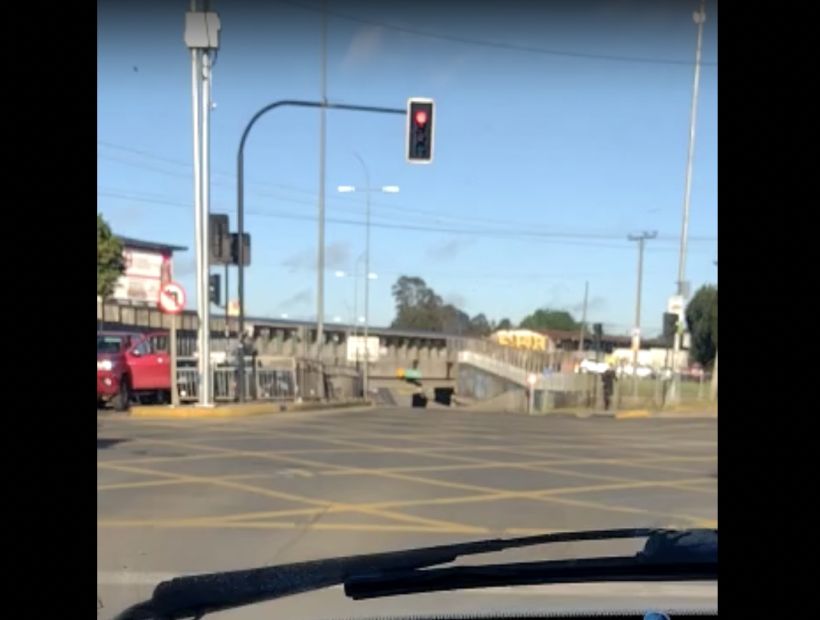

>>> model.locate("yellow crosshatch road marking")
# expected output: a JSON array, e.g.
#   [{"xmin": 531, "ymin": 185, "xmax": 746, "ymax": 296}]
[
  {"xmin": 96, "ymin": 519, "xmax": 488, "ymax": 535},
  {"xmin": 99, "ymin": 417, "xmax": 716, "ymax": 534},
  {"xmin": 106, "ymin": 438, "xmax": 714, "ymax": 528},
  {"xmin": 97, "ymin": 472, "xmax": 275, "ymax": 491},
  {"xmin": 97, "ymin": 461, "xmax": 486, "ymax": 534},
  {"xmin": 124, "ymin": 428, "xmax": 715, "ymax": 475},
  {"xmin": 147, "ymin": 435, "xmax": 715, "ymax": 500}
]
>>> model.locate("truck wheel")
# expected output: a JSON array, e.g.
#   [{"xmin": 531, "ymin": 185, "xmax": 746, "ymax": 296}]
[{"xmin": 113, "ymin": 377, "xmax": 130, "ymax": 411}]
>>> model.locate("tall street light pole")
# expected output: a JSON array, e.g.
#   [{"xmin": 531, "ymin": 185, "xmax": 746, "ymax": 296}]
[
  {"xmin": 628, "ymin": 231, "xmax": 657, "ymax": 397},
  {"xmin": 316, "ymin": 0, "xmax": 328, "ymax": 366},
  {"xmin": 670, "ymin": 0, "xmax": 707, "ymax": 405},
  {"xmin": 338, "ymin": 171, "xmax": 398, "ymax": 398},
  {"xmin": 184, "ymin": 2, "xmax": 219, "ymax": 406}
]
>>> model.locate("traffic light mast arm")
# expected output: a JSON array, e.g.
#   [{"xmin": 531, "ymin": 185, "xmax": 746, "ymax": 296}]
[{"xmin": 235, "ymin": 99, "xmax": 406, "ymax": 401}]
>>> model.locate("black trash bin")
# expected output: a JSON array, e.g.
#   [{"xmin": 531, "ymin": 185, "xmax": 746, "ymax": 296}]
[
  {"xmin": 433, "ymin": 387, "xmax": 454, "ymax": 406},
  {"xmin": 411, "ymin": 392, "xmax": 428, "ymax": 408}
]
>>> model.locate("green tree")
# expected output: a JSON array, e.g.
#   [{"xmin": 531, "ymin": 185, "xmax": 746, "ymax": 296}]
[
  {"xmin": 390, "ymin": 276, "xmax": 495, "ymax": 335},
  {"xmin": 685, "ymin": 285, "xmax": 717, "ymax": 367},
  {"xmin": 97, "ymin": 214, "xmax": 125, "ymax": 300},
  {"xmin": 468, "ymin": 313, "xmax": 492, "ymax": 336},
  {"xmin": 496, "ymin": 318, "xmax": 513, "ymax": 330},
  {"xmin": 391, "ymin": 276, "xmax": 445, "ymax": 331},
  {"xmin": 519, "ymin": 308, "xmax": 580, "ymax": 331}
]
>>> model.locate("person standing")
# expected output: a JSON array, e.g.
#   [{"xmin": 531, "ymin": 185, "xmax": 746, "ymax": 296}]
[{"xmin": 601, "ymin": 366, "xmax": 617, "ymax": 411}]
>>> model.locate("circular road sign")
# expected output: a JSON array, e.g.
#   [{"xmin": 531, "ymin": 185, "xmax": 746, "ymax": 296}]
[{"xmin": 158, "ymin": 281, "xmax": 186, "ymax": 314}]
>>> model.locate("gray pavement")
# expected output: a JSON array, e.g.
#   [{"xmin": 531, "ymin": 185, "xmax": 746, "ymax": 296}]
[{"xmin": 97, "ymin": 406, "xmax": 717, "ymax": 619}]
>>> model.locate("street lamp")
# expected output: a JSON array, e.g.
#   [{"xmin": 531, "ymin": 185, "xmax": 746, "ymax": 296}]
[
  {"xmin": 334, "ymin": 257, "xmax": 378, "ymax": 350},
  {"xmin": 336, "ymin": 153, "xmax": 399, "ymax": 397}
]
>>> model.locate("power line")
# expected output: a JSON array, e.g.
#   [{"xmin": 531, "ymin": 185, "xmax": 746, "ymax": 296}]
[
  {"xmin": 98, "ymin": 188, "xmax": 714, "ymax": 254},
  {"xmin": 98, "ymin": 145, "xmax": 717, "ymax": 244},
  {"xmin": 276, "ymin": 0, "xmax": 717, "ymax": 67}
]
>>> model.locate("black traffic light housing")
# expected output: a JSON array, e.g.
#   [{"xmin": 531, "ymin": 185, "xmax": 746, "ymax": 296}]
[
  {"xmin": 231, "ymin": 233, "xmax": 251, "ymax": 266},
  {"xmin": 209, "ymin": 274, "xmax": 221, "ymax": 306},
  {"xmin": 407, "ymin": 98, "xmax": 434, "ymax": 163},
  {"xmin": 209, "ymin": 214, "xmax": 231, "ymax": 264},
  {"xmin": 663, "ymin": 312, "xmax": 679, "ymax": 346}
]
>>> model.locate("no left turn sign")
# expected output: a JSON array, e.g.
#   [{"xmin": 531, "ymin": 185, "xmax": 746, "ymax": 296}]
[{"xmin": 158, "ymin": 281, "xmax": 186, "ymax": 314}]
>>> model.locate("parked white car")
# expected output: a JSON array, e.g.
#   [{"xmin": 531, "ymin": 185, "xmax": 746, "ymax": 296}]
[
  {"xmin": 616, "ymin": 364, "xmax": 654, "ymax": 379},
  {"xmin": 578, "ymin": 359, "xmax": 609, "ymax": 374}
]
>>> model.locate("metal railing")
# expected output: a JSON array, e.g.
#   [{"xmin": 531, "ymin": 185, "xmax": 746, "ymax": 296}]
[
  {"xmin": 449, "ymin": 337, "xmax": 559, "ymax": 374},
  {"xmin": 174, "ymin": 357, "xmax": 361, "ymax": 403}
]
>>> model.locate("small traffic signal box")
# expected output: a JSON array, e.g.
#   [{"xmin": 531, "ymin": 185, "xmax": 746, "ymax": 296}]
[{"xmin": 407, "ymin": 98, "xmax": 434, "ymax": 163}]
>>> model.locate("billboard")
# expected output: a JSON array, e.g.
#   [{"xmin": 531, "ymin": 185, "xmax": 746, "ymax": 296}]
[{"xmin": 110, "ymin": 248, "xmax": 173, "ymax": 305}]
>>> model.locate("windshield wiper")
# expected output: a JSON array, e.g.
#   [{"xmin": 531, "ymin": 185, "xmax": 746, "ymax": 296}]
[{"xmin": 113, "ymin": 528, "xmax": 716, "ymax": 620}]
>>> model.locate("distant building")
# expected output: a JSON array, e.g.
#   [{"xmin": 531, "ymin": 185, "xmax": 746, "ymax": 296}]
[{"xmin": 107, "ymin": 236, "xmax": 188, "ymax": 306}]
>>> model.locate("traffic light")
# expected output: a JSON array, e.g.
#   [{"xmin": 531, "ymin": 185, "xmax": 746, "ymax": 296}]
[
  {"xmin": 407, "ymin": 98, "xmax": 434, "ymax": 163},
  {"xmin": 209, "ymin": 274, "xmax": 221, "ymax": 306},
  {"xmin": 593, "ymin": 323, "xmax": 603, "ymax": 339},
  {"xmin": 209, "ymin": 214, "xmax": 231, "ymax": 264},
  {"xmin": 230, "ymin": 232, "xmax": 251, "ymax": 266},
  {"xmin": 663, "ymin": 312, "xmax": 678, "ymax": 345}
]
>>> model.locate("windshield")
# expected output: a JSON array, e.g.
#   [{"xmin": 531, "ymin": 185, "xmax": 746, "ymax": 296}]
[
  {"xmin": 97, "ymin": 1, "xmax": 717, "ymax": 619},
  {"xmin": 97, "ymin": 335, "xmax": 125, "ymax": 354}
]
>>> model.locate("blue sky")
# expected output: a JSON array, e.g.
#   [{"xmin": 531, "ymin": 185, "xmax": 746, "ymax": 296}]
[{"xmin": 97, "ymin": 0, "xmax": 717, "ymax": 336}]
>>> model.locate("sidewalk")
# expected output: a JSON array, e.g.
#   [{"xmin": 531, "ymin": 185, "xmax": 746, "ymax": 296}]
[{"xmin": 544, "ymin": 404, "xmax": 717, "ymax": 420}]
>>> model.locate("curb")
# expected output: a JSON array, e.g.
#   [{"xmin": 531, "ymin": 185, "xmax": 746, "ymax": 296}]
[
  {"xmin": 614, "ymin": 409, "xmax": 652, "ymax": 420},
  {"xmin": 127, "ymin": 399, "xmax": 372, "ymax": 419}
]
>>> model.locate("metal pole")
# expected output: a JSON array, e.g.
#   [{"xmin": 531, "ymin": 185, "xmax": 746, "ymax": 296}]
[
  {"xmin": 189, "ymin": 40, "xmax": 204, "ymax": 406},
  {"xmin": 200, "ymin": 49, "xmax": 213, "ymax": 406},
  {"xmin": 170, "ymin": 315, "xmax": 179, "ymax": 407},
  {"xmin": 671, "ymin": 0, "xmax": 706, "ymax": 404},
  {"xmin": 353, "ymin": 261, "xmax": 359, "ymax": 367},
  {"xmin": 629, "ymin": 231, "xmax": 656, "ymax": 397},
  {"xmin": 352, "ymin": 153, "xmax": 371, "ymax": 398},
  {"xmin": 235, "ymin": 99, "xmax": 404, "ymax": 400},
  {"xmin": 578, "ymin": 281, "xmax": 588, "ymax": 356},
  {"xmin": 710, "ymin": 259, "xmax": 717, "ymax": 403},
  {"xmin": 633, "ymin": 237, "xmax": 644, "ymax": 398},
  {"xmin": 224, "ymin": 263, "xmax": 229, "ymax": 338},
  {"xmin": 315, "ymin": 0, "xmax": 328, "ymax": 365},
  {"xmin": 677, "ymin": 0, "xmax": 706, "ymax": 296},
  {"xmin": 237, "ymin": 142, "xmax": 245, "ymax": 401}
]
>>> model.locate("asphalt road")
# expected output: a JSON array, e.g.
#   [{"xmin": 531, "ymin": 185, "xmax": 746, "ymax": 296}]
[{"xmin": 97, "ymin": 406, "xmax": 717, "ymax": 619}]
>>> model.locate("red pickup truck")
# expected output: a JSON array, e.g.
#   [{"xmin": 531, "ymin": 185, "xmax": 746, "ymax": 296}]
[{"xmin": 97, "ymin": 331, "xmax": 172, "ymax": 410}]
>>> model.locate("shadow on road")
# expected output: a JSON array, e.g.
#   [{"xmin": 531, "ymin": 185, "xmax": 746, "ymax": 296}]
[{"xmin": 97, "ymin": 438, "xmax": 129, "ymax": 450}]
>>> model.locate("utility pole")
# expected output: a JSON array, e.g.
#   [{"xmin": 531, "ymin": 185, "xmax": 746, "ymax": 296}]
[
  {"xmin": 578, "ymin": 281, "xmax": 588, "ymax": 358},
  {"xmin": 315, "ymin": 0, "xmax": 328, "ymax": 366},
  {"xmin": 628, "ymin": 231, "xmax": 657, "ymax": 397},
  {"xmin": 670, "ymin": 0, "xmax": 706, "ymax": 405}
]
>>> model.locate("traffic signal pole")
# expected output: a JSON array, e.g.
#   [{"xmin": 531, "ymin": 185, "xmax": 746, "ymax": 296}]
[{"xmin": 236, "ymin": 100, "xmax": 406, "ymax": 401}]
